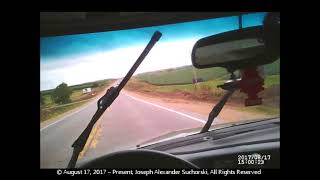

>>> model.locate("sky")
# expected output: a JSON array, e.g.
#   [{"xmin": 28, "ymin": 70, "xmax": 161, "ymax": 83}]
[{"xmin": 40, "ymin": 12, "xmax": 266, "ymax": 91}]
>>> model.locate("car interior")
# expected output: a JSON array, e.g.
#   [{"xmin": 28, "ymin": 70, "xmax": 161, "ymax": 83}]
[{"xmin": 40, "ymin": 12, "xmax": 280, "ymax": 169}]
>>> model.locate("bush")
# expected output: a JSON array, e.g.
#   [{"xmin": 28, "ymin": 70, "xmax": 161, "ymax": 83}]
[
  {"xmin": 40, "ymin": 94, "xmax": 45, "ymax": 105},
  {"xmin": 213, "ymin": 89, "xmax": 224, "ymax": 97},
  {"xmin": 51, "ymin": 83, "xmax": 72, "ymax": 104},
  {"xmin": 199, "ymin": 84, "xmax": 212, "ymax": 92},
  {"xmin": 92, "ymin": 82, "xmax": 99, "ymax": 88}
]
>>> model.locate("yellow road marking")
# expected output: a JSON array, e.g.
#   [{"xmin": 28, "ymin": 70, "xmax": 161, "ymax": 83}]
[{"xmin": 78, "ymin": 114, "xmax": 103, "ymax": 159}]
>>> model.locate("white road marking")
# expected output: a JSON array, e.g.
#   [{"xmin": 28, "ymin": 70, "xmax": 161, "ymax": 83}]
[
  {"xmin": 40, "ymin": 101, "xmax": 97, "ymax": 132},
  {"xmin": 40, "ymin": 85, "xmax": 114, "ymax": 132},
  {"xmin": 40, "ymin": 90, "xmax": 207, "ymax": 132},
  {"xmin": 123, "ymin": 93, "xmax": 206, "ymax": 124}
]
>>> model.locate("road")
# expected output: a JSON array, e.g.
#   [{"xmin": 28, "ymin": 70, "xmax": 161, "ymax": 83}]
[{"xmin": 40, "ymin": 90, "xmax": 208, "ymax": 168}]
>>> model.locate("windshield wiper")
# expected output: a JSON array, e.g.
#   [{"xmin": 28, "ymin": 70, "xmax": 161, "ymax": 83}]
[
  {"xmin": 200, "ymin": 74, "xmax": 239, "ymax": 133},
  {"xmin": 67, "ymin": 31, "xmax": 162, "ymax": 168}
]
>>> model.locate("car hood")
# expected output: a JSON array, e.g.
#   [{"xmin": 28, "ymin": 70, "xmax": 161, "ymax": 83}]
[{"xmin": 136, "ymin": 117, "xmax": 278, "ymax": 148}]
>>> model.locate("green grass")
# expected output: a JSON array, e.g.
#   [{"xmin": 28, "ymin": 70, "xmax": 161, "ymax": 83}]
[
  {"xmin": 41, "ymin": 79, "xmax": 113, "ymax": 106},
  {"xmin": 136, "ymin": 66, "xmax": 229, "ymax": 85},
  {"xmin": 155, "ymin": 79, "xmax": 225, "ymax": 93},
  {"xmin": 264, "ymin": 75, "xmax": 280, "ymax": 88},
  {"xmin": 43, "ymin": 94, "xmax": 54, "ymax": 105},
  {"xmin": 154, "ymin": 75, "xmax": 279, "ymax": 93},
  {"xmin": 132, "ymin": 74, "xmax": 279, "ymax": 101},
  {"xmin": 40, "ymin": 101, "xmax": 87, "ymax": 122},
  {"xmin": 156, "ymin": 84, "xmax": 197, "ymax": 93},
  {"xmin": 41, "ymin": 89, "xmax": 87, "ymax": 108},
  {"xmin": 153, "ymin": 78, "xmax": 280, "ymax": 117},
  {"xmin": 40, "ymin": 79, "xmax": 113, "ymax": 123},
  {"xmin": 128, "ymin": 60, "xmax": 280, "ymax": 117},
  {"xmin": 41, "ymin": 79, "xmax": 113, "ymax": 95},
  {"xmin": 69, "ymin": 79, "xmax": 113, "ymax": 91},
  {"xmin": 134, "ymin": 59, "xmax": 280, "ymax": 101},
  {"xmin": 70, "ymin": 90, "xmax": 84, "ymax": 101},
  {"xmin": 135, "ymin": 59, "xmax": 280, "ymax": 85}
]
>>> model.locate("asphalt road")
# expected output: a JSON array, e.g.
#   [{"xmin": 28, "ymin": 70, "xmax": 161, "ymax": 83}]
[{"xmin": 40, "ymin": 90, "xmax": 208, "ymax": 168}]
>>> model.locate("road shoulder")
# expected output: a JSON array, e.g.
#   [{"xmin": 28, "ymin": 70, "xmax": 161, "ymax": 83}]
[
  {"xmin": 122, "ymin": 90, "xmax": 271, "ymax": 125},
  {"xmin": 40, "ymin": 84, "xmax": 112, "ymax": 130}
]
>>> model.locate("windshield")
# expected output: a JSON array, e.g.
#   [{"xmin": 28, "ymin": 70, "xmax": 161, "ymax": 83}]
[{"xmin": 40, "ymin": 12, "xmax": 279, "ymax": 168}]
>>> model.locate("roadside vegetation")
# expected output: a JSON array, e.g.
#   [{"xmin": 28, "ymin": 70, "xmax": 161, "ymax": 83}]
[
  {"xmin": 136, "ymin": 59, "xmax": 279, "ymax": 85},
  {"xmin": 136, "ymin": 66, "xmax": 229, "ymax": 85},
  {"xmin": 126, "ymin": 60, "xmax": 280, "ymax": 116},
  {"xmin": 40, "ymin": 79, "xmax": 113, "ymax": 122}
]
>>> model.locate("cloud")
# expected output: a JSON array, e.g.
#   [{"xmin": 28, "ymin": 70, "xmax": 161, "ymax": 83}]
[{"xmin": 40, "ymin": 38, "xmax": 199, "ymax": 90}]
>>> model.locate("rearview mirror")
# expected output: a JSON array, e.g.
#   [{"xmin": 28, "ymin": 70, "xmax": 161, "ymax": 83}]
[{"xmin": 191, "ymin": 26, "xmax": 279, "ymax": 72}]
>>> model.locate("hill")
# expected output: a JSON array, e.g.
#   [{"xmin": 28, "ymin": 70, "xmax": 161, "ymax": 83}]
[{"xmin": 136, "ymin": 59, "xmax": 280, "ymax": 85}]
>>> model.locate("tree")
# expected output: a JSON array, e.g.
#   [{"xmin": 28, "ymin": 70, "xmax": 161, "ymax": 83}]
[
  {"xmin": 51, "ymin": 82, "xmax": 72, "ymax": 104},
  {"xmin": 92, "ymin": 82, "xmax": 99, "ymax": 88}
]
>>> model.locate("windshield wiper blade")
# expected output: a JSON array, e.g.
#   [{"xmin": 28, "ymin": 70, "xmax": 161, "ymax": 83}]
[
  {"xmin": 67, "ymin": 31, "xmax": 162, "ymax": 168},
  {"xmin": 200, "ymin": 76, "xmax": 239, "ymax": 133}
]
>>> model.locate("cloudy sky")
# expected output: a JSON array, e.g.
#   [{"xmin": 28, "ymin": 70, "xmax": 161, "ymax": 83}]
[{"xmin": 40, "ymin": 12, "xmax": 266, "ymax": 90}]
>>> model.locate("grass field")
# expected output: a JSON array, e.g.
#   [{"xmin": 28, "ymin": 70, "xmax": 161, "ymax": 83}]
[
  {"xmin": 131, "ymin": 59, "xmax": 280, "ymax": 117},
  {"xmin": 126, "ymin": 75, "xmax": 279, "ymax": 97},
  {"xmin": 40, "ymin": 101, "xmax": 88, "ymax": 123},
  {"xmin": 136, "ymin": 66, "xmax": 228, "ymax": 85},
  {"xmin": 264, "ymin": 75, "xmax": 280, "ymax": 88},
  {"xmin": 70, "ymin": 90, "xmax": 84, "ymax": 101},
  {"xmin": 136, "ymin": 59, "xmax": 280, "ymax": 85},
  {"xmin": 155, "ymin": 79, "xmax": 224, "ymax": 93},
  {"xmin": 41, "ymin": 89, "xmax": 94, "ymax": 108},
  {"xmin": 126, "ymin": 71, "xmax": 280, "ymax": 117},
  {"xmin": 41, "ymin": 79, "xmax": 114, "ymax": 96},
  {"xmin": 152, "ymin": 75, "xmax": 279, "ymax": 94}
]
